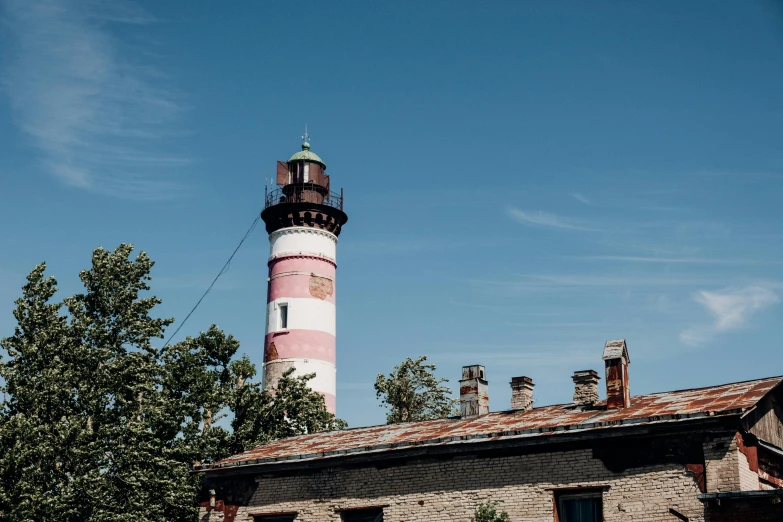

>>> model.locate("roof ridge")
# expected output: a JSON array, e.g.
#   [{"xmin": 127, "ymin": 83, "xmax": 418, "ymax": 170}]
[
  {"xmin": 210, "ymin": 375, "xmax": 783, "ymax": 468},
  {"xmin": 637, "ymin": 374, "xmax": 783, "ymax": 397},
  {"xmin": 511, "ymin": 375, "xmax": 783, "ymax": 413},
  {"xmin": 252, "ymin": 375, "xmax": 783, "ymax": 438}
]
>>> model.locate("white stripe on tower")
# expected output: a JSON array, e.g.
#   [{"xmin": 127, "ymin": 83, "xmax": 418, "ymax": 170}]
[
  {"xmin": 269, "ymin": 227, "xmax": 337, "ymax": 261},
  {"xmin": 263, "ymin": 227, "xmax": 339, "ymax": 413},
  {"xmin": 266, "ymin": 298, "xmax": 336, "ymax": 336}
]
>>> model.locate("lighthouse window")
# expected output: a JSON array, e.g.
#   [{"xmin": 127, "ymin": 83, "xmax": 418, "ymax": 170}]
[
  {"xmin": 292, "ymin": 162, "xmax": 301, "ymax": 183},
  {"xmin": 279, "ymin": 303, "xmax": 288, "ymax": 329}
]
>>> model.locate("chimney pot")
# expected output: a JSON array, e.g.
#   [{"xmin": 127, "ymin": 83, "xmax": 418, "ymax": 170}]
[
  {"xmin": 572, "ymin": 370, "xmax": 600, "ymax": 406},
  {"xmin": 510, "ymin": 376, "xmax": 534, "ymax": 412},
  {"xmin": 602, "ymin": 339, "xmax": 630, "ymax": 409},
  {"xmin": 460, "ymin": 365, "xmax": 488, "ymax": 418}
]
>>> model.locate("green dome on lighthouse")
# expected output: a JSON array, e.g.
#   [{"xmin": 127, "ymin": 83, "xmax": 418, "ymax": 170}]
[{"xmin": 288, "ymin": 140, "xmax": 326, "ymax": 167}]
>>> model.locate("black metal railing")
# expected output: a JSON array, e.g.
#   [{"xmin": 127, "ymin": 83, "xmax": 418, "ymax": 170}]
[{"xmin": 264, "ymin": 184, "xmax": 343, "ymax": 211}]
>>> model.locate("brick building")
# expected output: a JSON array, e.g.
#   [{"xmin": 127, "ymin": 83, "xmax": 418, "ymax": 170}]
[{"xmin": 198, "ymin": 340, "xmax": 783, "ymax": 521}]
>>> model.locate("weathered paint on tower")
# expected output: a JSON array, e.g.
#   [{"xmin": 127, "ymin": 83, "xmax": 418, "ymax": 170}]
[{"xmin": 260, "ymin": 135, "xmax": 348, "ymax": 414}]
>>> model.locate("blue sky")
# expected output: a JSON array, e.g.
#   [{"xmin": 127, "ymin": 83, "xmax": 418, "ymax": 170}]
[{"xmin": 1, "ymin": 1, "xmax": 782, "ymax": 427}]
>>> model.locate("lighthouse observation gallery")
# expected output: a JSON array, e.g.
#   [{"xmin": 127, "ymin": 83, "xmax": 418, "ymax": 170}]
[{"xmin": 260, "ymin": 136, "xmax": 348, "ymax": 414}]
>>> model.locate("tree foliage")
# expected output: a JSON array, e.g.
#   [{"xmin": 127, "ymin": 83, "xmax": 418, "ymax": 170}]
[
  {"xmin": 374, "ymin": 356, "xmax": 457, "ymax": 424},
  {"xmin": 473, "ymin": 501, "xmax": 511, "ymax": 522},
  {"xmin": 0, "ymin": 244, "xmax": 345, "ymax": 522}
]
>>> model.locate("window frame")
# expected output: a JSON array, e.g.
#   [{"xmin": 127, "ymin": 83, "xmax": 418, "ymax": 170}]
[
  {"xmin": 278, "ymin": 302, "xmax": 288, "ymax": 330},
  {"xmin": 338, "ymin": 506, "xmax": 385, "ymax": 522},
  {"xmin": 553, "ymin": 488, "xmax": 605, "ymax": 522},
  {"xmin": 252, "ymin": 514, "xmax": 297, "ymax": 522}
]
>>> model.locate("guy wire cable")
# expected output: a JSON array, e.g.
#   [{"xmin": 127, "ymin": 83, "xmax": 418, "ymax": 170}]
[{"xmin": 162, "ymin": 213, "xmax": 261, "ymax": 348}]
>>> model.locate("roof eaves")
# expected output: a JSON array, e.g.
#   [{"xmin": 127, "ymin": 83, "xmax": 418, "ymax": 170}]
[
  {"xmin": 758, "ymin": 438, "xmax": 783, "ymax": 457},
  {"xmin": 698, "ymin": 490, "xmax": 783, "ymax": 501},
  {"xmin": 202, "ymin": 408, "xmax": 743, "ymax": 472}
]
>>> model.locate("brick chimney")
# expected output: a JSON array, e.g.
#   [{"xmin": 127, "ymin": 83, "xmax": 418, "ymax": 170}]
[
  {"xmin": 572, "ymin": 370, "xmax": 600, "ymax": 406},
  {"xmin": 460, "ymin": 365, "xmax": 488, "ymax": 418},
  {"xmin": 510, "ymin": 376, "xmax": 534, "ymax": 412},
  {"xmin": 602, "ymin": 339, "xmax": 630, "ymax": 409}
]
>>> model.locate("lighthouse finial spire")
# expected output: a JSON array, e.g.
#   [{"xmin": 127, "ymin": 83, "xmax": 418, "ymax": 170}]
[{"xmin": 302, "ymin": 125, "xmax": 310, "ymax": 150}]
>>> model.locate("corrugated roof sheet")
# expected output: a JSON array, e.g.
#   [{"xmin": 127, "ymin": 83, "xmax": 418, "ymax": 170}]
[{"xmin": 208, "ymin": 376, "xmax": 781, "ymax": 470}]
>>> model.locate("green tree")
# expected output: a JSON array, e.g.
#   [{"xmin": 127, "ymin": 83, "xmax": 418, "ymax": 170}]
[
  {"xmin": 230, "ymin": 364, "xmax": 346, "ymax": 454},
  {"xmin": 374, "ymin": 356, "xmax": 457, "ymax": 424},
  {"xmin": 474, "ymin": 501, "xmax": 511, "ymax": 522},
  {"xmin": 0, "ymin": 264, "xmax": 86, "ymax": 521},
  {"xmin": 0, "ymin": 244, "xmax": 344, "ymax": 522}
]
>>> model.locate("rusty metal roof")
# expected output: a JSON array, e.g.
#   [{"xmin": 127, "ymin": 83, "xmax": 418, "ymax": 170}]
[{"xmin": 207, "ymin": 376, "xmax": 782, "ymax": 471}]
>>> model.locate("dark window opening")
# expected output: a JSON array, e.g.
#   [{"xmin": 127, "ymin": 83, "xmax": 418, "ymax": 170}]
[
  {"xmin": 341, "ymin": 507, "xmax": 384, "ymax": 522},
  {"xmin": 557, "ymin": 493, "xmax": 602, "ymax": 522},
  {"xmin": 254, "ymin": 516, "xmax": 296, "ymax": 522},
  {"xmin": 279, "ymin": 303, "xmax": 288, "ymax": 329},
  {"xmin": 292, "ymin": 161, "xmax": 303, "ymax": 184}
]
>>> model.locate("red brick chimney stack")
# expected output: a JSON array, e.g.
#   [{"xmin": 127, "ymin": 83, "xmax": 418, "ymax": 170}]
[{"xmin": 603, "ymin": 340, "xmax": 630, "ymax": 409}]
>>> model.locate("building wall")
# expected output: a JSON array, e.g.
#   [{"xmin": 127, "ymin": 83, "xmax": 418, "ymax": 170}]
[
  {"xmin": 703, "ymin": 434, "xmax": 759, "ymax": 493},
  {"xmin": 744, "ymin": 389, "xmax": 783, "ymax": 449},
  {"xmin": 738, "ymin": 450, "xmax": 761, "ymax": 491},
  {"xmin": 202, "ymin": 447, "xmax": 708, "ymax": 522}
]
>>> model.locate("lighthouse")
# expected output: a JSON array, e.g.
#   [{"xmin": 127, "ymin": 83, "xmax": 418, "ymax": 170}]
[{"xmin": 260, "ymin": 133, "xmax": 348, "ymax": 414}]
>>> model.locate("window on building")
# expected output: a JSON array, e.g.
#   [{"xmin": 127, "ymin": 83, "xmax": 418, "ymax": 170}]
[
  {"xmin": 279, "ymin": 303, "xmax": 288, "ymax": 329},
  {"xmin": 341, "ymin": 507, "xmax": 384, "ymax": 522},
  {"xmin": 254, "ymin": 516, "xmax": 296, "ymax": 522},
  {"xmin": 556, "ymin": 492, "xmax": 602, "ymax": 522}
]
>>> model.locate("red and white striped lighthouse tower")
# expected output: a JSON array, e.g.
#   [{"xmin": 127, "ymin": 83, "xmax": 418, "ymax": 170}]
[{"xmin": 260, "ymin": 133, "xmax": 348, "ymax": 414}]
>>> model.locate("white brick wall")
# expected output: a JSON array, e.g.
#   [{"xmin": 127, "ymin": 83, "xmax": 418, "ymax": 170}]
[
  {"xmin": 703, "ymin": 433, "xmax": 759, "ymax": 493},
  {"xmin": 738, "ymin": 448, "xmax": 761, "ymax": 491},
  {"xmin": 201, "ymin": 447, "xmax": 708, "ymax": 522}
]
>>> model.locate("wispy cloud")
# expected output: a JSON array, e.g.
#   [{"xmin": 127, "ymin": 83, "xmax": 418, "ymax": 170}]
[
  {"xmin": 343, "ymin": 238, "xmax": 501, "ymax": 255},
  {"xmin": 571, "ymin": 192, "xmax": 592, "ymax": 205},
  {"xmin": 429, "ymin": 348, "xmax": 597, "ymax": 367},
  {"xmin": 694, "ymin": 286, "xmax": 779, "ymax": 330},
  {"xmin": 693, "ymin": 170, "xmax": 783, "ymax": 181},
  {"xmin": 461, "ymin": 273, "xmax": 728, "ymax": 299},
  {"xmin": 447, "ymin": 300, "xmax": 563, "ymax": 317},
  {"xmin": 507, "ymin": 207, "xmax": 597, "ymax": 231},
  {"xmin": 503, "ymin": 322, "xmax": 600, "ymax": 328},
  {"xmin": 575, "ymin": 255, "xmax": 780, "ymax": 265},
  {"xmin": 680, "ymin": 286, "xmax": 780, "ymax": 346},
  {"xmin": 678, "ymin": 329, "xmax": 710, "ymax": 347},
  {"xmin": 1, "ymin": 0, "xmax": 191, "ymax": 199},
  {"xmin": 469, "ymin": 274, "xmax": 717, "ymax": 289}
]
